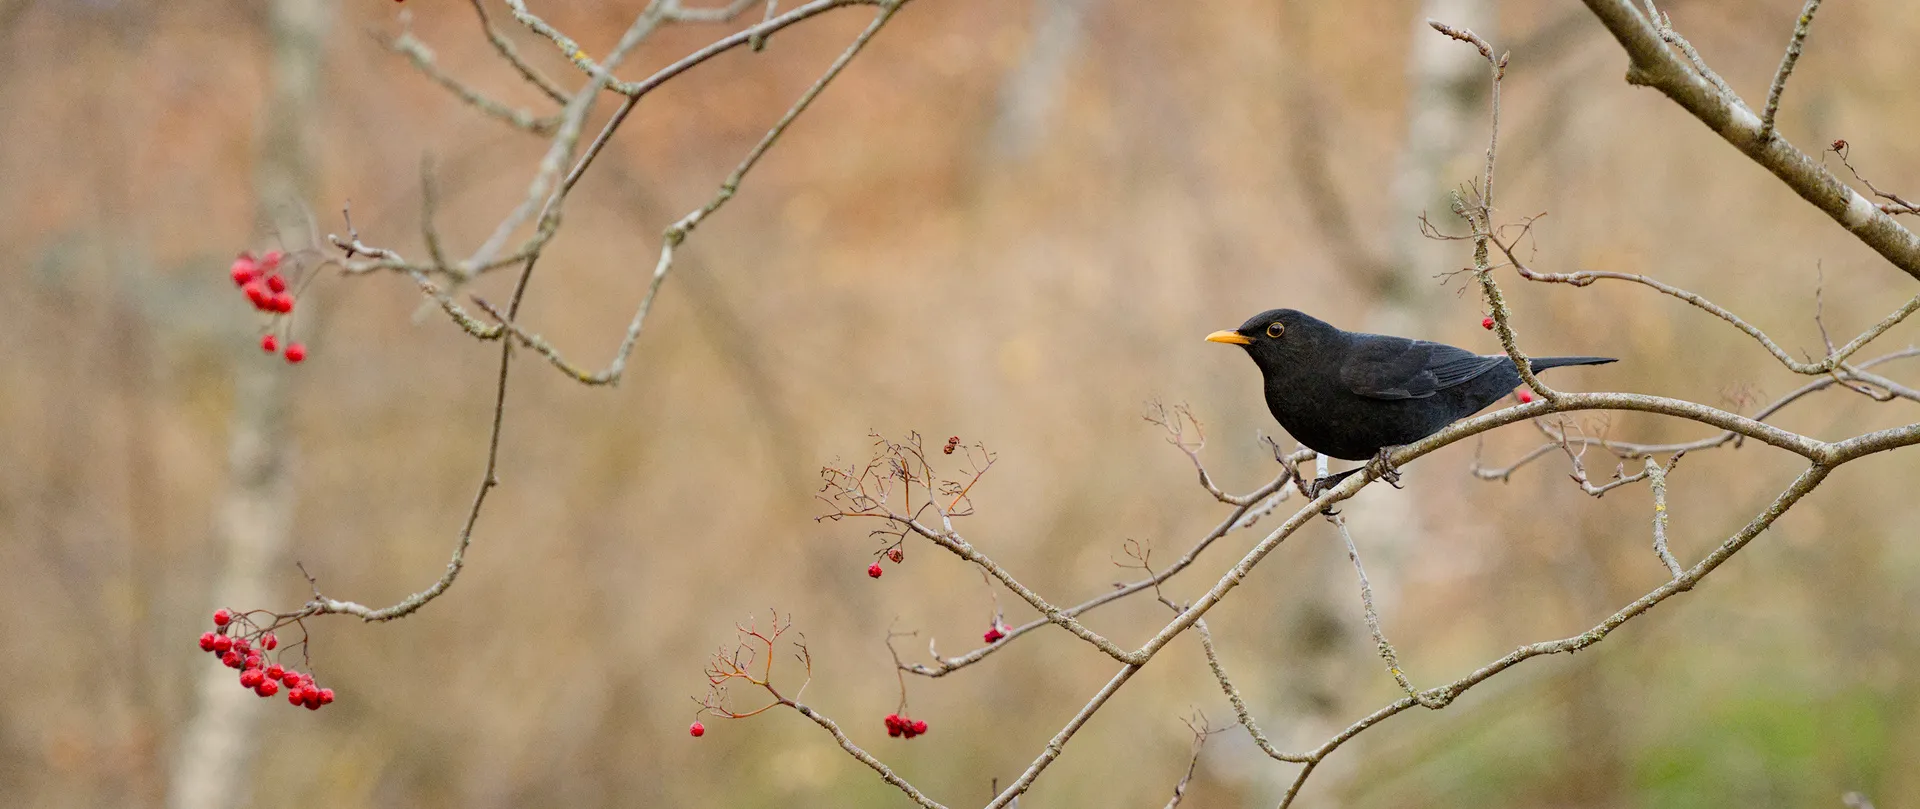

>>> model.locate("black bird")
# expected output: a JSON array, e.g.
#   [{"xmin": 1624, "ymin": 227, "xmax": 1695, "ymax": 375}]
[{"xmin": 1208, "ymin": 308, "xmax": 1614, "ymax": 491}]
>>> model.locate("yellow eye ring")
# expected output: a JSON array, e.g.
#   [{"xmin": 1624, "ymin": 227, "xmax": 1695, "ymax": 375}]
[{"xmin": 1265, "ymin": 322, "xmax": 1285, "ymax": 338}]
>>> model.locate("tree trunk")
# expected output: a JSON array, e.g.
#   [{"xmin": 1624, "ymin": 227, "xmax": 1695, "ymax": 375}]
[{"xmin": 166, "ymin": 3, "xmax": 328, "ymax": 808}]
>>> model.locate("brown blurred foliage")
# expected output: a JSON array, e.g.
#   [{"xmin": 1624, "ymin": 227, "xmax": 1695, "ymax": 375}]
[{"xmin": 2, "ymin": 1, "xmax": 1918, "ymax": 807}]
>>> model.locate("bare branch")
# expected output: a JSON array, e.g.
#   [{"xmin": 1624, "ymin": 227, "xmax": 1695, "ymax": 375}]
[
  {"xmin": 479, "ymin": 1, "xmax": 908, "ymax": 385},
  {"xmin": 1493, "ymin": 231, "xmax": 1920, "ymax": 377},
  {"xmin": 1475, "ymin": 349, "xmax": 1920, "ymax": 480},
  {"xmin": 1194, "ymin": 618, "xmax": 1310, "ymax": 764},
  {"xmin": 1161, "ymin": 714, "xmax": 1221, "ymax": 809},
  {"xmin": 468, "ymin": 0, "xmax": 571, "ymax": 104},
  {"xmin": 1331, "ymin": 515, "xmax": 1435, "ymax": 706},
  {"xmin": 1646, "ymin": 455, "xmax": 1684, "ymax": 577},
  {"xmin": 1276, "ymin": 462, "xmax": 1837, "ymax": 806},
  {"xmin": 386, "ymin": 25, "xmax": 559, "ymax": 134},
  {"xmin": 787, "ymin": 701, "xmax": 949, "ymax": 809},
  {"xmin": 1582, "ymin": 0, "xmax": 1920, "ymax": 281},
  {"xmin": 986, "ymin": 663, "xmax": 1143, "ymax": 808},
  {"xmin": 303, "ymin": 331, "xmax": 512, "ymax": 622},
  {"xmin": 1759, "ymin": 0, "xmax": 1822, "ymax": 140}
]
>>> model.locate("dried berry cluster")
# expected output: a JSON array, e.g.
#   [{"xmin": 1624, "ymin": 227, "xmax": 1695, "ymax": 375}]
[
  {"xmin": 229, "ymin": 251, "xmax": 308, "ymax": 364},
  {"xmin": 198, "ymin": 609, "xmax": 334, "ymax": 710},
  {"xmin": 941, "ymin": 435, "xmax": 960, "ymax": 455},
  {"xmin": 883, "ymin": 713, "xmax": 929, "ymax": 739}
]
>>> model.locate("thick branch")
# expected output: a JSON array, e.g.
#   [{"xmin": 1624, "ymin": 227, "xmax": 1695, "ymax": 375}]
[{"xmin": 1581, "ymin": 0, "xmax": 1920, "ymax": 281}]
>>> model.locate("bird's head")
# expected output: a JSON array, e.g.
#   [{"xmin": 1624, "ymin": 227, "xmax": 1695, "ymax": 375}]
[{"xmin": 1205, "ymin": 309, "xmax": 1337, "ymax": 373}]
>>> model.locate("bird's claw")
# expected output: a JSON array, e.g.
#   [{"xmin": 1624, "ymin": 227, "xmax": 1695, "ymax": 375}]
[
  {"xmin": 1305, "ymin": 471, "xmax": 1347, "ymax": 499},
  {"xmin": 1365, "ymin": 449, "xmax": 1404, "ymax": 489}
]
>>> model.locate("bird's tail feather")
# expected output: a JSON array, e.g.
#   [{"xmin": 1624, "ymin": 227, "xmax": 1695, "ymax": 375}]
[{"xmin": 1529, "ymin": 356, "xmax": 1617, "ymax": 371}]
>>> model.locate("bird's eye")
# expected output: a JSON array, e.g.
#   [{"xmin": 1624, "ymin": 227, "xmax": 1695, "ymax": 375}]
[{"xmin": 1265, "ymin": 322, "xmax": 1285, "ymax": 338}]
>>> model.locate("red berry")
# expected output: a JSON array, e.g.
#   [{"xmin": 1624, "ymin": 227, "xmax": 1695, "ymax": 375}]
[
  {"xmin": 230, "ymin": 257, "xmax": 259, "ymax": 286},
  {"xmin": 261, "ymin": 334, "xmax": 278, "ymax": 352},
  {"xmin": 689, "ymin": 721, "xmax": 705, "ymax": 737},
  {"xmin": 244, "ymin": 654, "xmax": 263, "ymax": 670},
  {"xmin": 316, "ymin": 688, "xmax": 334, "ymax": 705},
  {"xmin": 259, "ymin": 250, "xmax": 283, "ymax": 271},
  {"xmin": 199, "ymin": 632, "xmax": 218, "ymax": 651},
  {"xmin": 284, "ymin": 343, "xmax": 307, "ymax": 364},
  {"xmin": 1517, "ymin": 389, "xmax": 1535, "ymax": 404},
  {"xmin": 302, "ymin": 690, "xmax": 322, "ymax": 709},
  {"xmin": 240, "ymin": 670, "xmax": 264, "ymax": 688},
  {"xmin": 243, "ymin": 282, "xmax": 271, "ymax": 308},
  {"xmin": 1481, "ymin": 316, "xmax": 1495, "ymax": 330},
  {"xmin": 212, "ymin": 635, "xmax": 233, "ymax": 653},
  {"xmin": 261, "ymin": 634, "xmax": 278, "ymax": 651},
  {"xmin": 867, "ymin": 563, "xmax": 883, "ymax": 578},
  {"xmin": 255, "ymin": 679, "xmax": 279, "ymax": 697},
  {"xmin": 886, "ymin": 548, "xmax": 903, "ymax": 564},
  {"xmin": 233, "ymin": 638, "xmax": 251, "ymax": 654},
  {"xmin": 265, "ymin": 274, "xmax": 288, "ymax": 293},
  {"xmin": 213, "ymin": 609, "xmax": 232, "ymax": 626},
  {"xmin": 266, "ymin": 664, "xmax": 285, "ymax": 681},
  {"xmin": 983, "ymin": 626, "xmax": 1006, "ymax": 644},
  {"xmin": 289, "ymin": 688, "xmax": 305, "ymax": 706},
  {"xmin": 222, "ymin": 651, "xmax": 243, "ymax": 669},
  {"xmin": 282, "ymin": 672, "xmax": 304, "ymax": 688},
  {"xmin": 269, "ymin": 293, "xmax": 294, "ymax": 313},
  {"xmin": 911, "ymin": 719, "xmax": 928, "ymax": 735}
]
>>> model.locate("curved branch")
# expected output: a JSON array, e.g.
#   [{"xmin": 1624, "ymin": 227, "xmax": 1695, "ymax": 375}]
[{"xmin": 1275, "ymin": 462, "xmax": 1833, "ymax": 806}]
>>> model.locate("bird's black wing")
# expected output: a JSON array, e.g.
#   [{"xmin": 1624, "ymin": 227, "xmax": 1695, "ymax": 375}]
[{"xmin": 1340, "ymin": 336, "xmax": 1506, "ymax": 400}]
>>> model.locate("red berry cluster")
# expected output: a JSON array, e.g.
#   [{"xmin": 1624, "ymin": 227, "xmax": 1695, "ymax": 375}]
[
  {"xmin": 982, "ymin": 622, "xmax": 1007, "ymax": 644},
  {"xmin": 197, "ymin": 609, "xmax": 334, "ymax": 710},
  {"xmin": 869, "ymin": 544, "xmax": 907, "ymax": 578},
  {"xmin": 229, "ymin": 251, "xmax": 308, "ymax": 364},
  {"xmin": 942, "ymin": 435, "xmax": 960, "ymax": 455},
  {"xmin": 883, "ymin": 713, "xmax": 929, "ymax": 739}
]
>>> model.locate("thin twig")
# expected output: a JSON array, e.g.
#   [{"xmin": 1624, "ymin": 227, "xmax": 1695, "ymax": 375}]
[
  {"xmin": 1494, "ymin": 232, "xmax": 1920, "ymax": 377},
  {"xmin": 1759, "ymin": 0, "xmax": 1822, "ymax": 140},
  {"xmin": 306, "ymin": 333, "xmax": 512, "ymax": 621},
  {"xmin": 478, "ymin": 1, "xmax": 909, "ymax": 385},
  {"xmin": 1330, "ymin": 515, "xmax": 1437, "ymax": 706},
  {"xmin": 1276, "ymin": 463, "xmax": 1837, "ymax": 807},
  {"xmin": 1194, "ymin": 618, "xmax": 1310, "ymax": 763},
  {"xmin": 1646, "ymin": 454, "xmax": 1685, "ymax": 577},
  {"xmin": 387, "ymin": 28, "xmax": 559, "ymax": 134}
]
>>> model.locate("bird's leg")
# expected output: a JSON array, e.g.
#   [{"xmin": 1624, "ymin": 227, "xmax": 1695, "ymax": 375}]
[
  {"xmin": 1365, "ymin": 447, "xmax": 1404, "ymax": 489},
  {"xmin": 1306, "ymin": 467, "xmax": 1361, "ymax": 499}
]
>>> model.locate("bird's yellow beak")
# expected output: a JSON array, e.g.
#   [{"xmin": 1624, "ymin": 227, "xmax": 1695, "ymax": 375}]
[{"xmin": 1206, "ymin": 330, "xmax": 1252, "ymax": 346}]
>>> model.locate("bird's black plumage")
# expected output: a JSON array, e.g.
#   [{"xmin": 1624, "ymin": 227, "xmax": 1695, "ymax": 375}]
[{"xmin": 1209, "ymin": 309, "xmax": 1615, "ymax": 461}]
